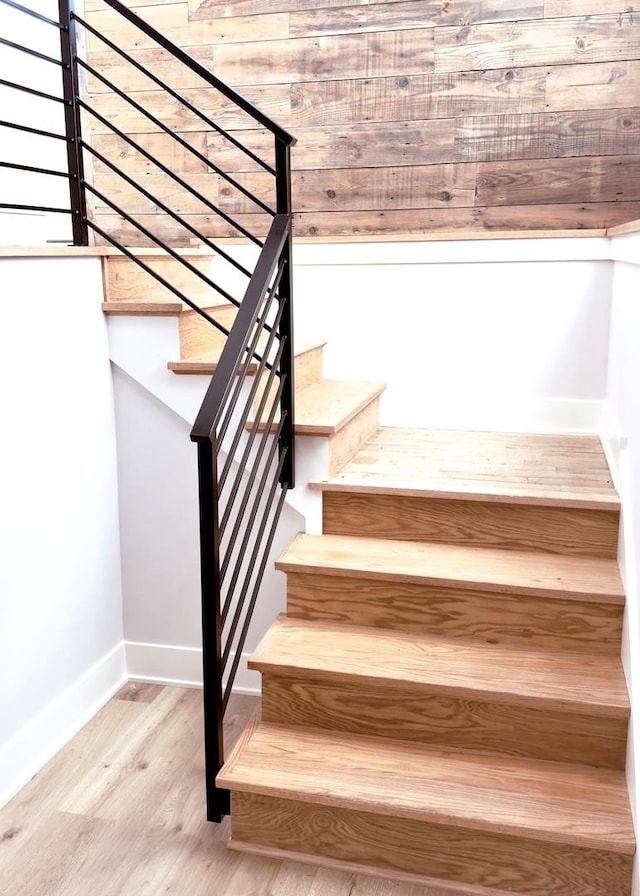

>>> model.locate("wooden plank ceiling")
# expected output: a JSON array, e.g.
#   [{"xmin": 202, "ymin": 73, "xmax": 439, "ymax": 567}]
[{"xmin": 83, "ymin": 0, "xmax": 640, "ymax": 240}]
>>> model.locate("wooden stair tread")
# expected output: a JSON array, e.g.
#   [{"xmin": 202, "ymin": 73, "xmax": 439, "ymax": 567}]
[
  {"xmin": 292, "ymin": 379, "xmax": 385, "ymax": 436},
  {"xmin": 250, "ymin": 615, "xmax": 629, "ymax": 717},
  {"xmin": 168, "ymin": 335, "xmax": 327, "ymax": 376},
  {"xmin": 102, "ymin": 301, "xmax": 184, "ymax": 315},
  {"xmin": 276, "ymin": 533, "xmax": 624, "ymax": 603},
  {"xmin": 218, "ymin": 719, "xmax": 635, "ymax": 855},
  {"xmin": 314, "ymin": 427, "xmax": 619, "ymax": 510}
]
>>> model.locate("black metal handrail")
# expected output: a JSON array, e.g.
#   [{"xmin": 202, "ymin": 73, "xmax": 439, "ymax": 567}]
[
  {"xmin": 191, "ymin": 214, "xmax": 294, "ymax": 821},
  {"xmin": 0, "ymin": 0, "xmax": 296, "ymax": 822}
]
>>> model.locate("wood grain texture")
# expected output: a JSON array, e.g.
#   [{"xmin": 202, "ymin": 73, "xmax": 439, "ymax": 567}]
[
  {"xmin": 322, "ymin": 492, "xmax": 620, "ymax": 558},
  {"xmin": 102, "ymin": 253, "xmax": 215, "ymax": 304},
  {"xmin": 260, "ymin": 673, "xmax": 627, "ymax": 768},
  {"xmin": 323, "ymin": 428, "xmax": 619, "ymax": 507},
  {"xmin": 231, "ymin": 791, "xmax": 634, "ymax": 896},
  {"xmin": 2, "ymin": 687, "xmax": 453, "ymax": 896},
  {"xmin": 284, "ymin": 571, "xmax": 625, "ymax": 655},
  {"xmin": 434, "ymin": 15, "xmax": 640, "ymax": 72},
  {"xmin": 214, "ymin": 30, "xmax": 434, "ymax": 86},
  {"xmin": 284, "ymin": 379, "xmax": 385, "ymax": 436},
  {"xmin": 83, "ymin": 1, "xmax": 640, "ymax": 236},
  {"xmin": 277, "ymin": 534, "xmax": 625, "ymax": 601},
  {"xmin": 289, "ymin": 1, "xmax": 544, "ymax": 37},
  {"xmin": 219, "ymin": 721, "xmax": 634, "ymax": 853},
  {"xmin": 251, "ymin": 615, "xmax": 629, "ymax": 719}
]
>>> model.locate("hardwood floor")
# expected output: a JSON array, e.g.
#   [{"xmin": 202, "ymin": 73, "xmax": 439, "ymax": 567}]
[{"xmin": 0, "ymin": 683, "xmax": 465, "ymax": 896}]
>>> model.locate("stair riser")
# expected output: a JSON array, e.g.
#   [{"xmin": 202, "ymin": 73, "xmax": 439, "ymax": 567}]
[
  {"xmin": 285, "ymin": 572, "xmax": 624, "ymax": 655},
  {"xmin": 322, "ymin": 492, "xmax": 620, "ymax": 558},
  {"xmin": 260, "ymin": 676, "xmax": 627, "ymax": 769},
  {"xmin": 102, "ymin": 255, "xmax": 214, "ymax": 305},
  {"xmin": 179, "ymin": 304, "xmax": 235, "ymax": 357},
  {"xmin": 231, "ymin": 791, "xmax": 633, "ymax": 896}
]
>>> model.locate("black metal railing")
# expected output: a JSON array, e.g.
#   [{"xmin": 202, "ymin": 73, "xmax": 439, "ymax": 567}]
[{"xmin": 0, "ymin": 0, "xmax": 295, "ymax": 821}]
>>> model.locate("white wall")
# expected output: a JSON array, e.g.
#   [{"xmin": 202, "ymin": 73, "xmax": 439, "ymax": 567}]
[
  {"xmin": 0, "ymin": 0, "xmax": 73, "ymax": 244},
  {"xmin": 0, "ymin": 256, "xmax": 125, "ymax": 808},
  {"xmin": 292, "ymin": 237, "xmax": 614, "ymax": 433},
  {"xmin": 111, "ymin": 365, "xmax": 302, "ymax": 691},
  {"xmin": 602, "ymin": 231, "xmax": 640, "ymax": 894},
  {"xmin": 224, "ymin": 237, "xmax": 614, "ymax": 433}
]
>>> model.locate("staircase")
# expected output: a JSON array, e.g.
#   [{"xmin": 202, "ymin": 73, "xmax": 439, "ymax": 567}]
[
  {"xmin": 102, "ymin": 257, "xmax": 635, "ymax": 893},
  {"xmin": 4, "ymin": 0, "xmax": 634, "ymax": 885},
  {"xmin": 216, "ymin": 428, "xmax": 635, "ymax": 895}
]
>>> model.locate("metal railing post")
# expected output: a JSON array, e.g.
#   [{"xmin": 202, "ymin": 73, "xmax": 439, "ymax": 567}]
[
  {"xmin": 58, "ymin": 0, "xmax": 88, "ymax": 245},
  {"xmin": 275, "ymin": 137, "xmax": 295, "ymax": 489},
  {"xmin": 196, "ymin": 441, "xmax": 230, "ymax": 821}
]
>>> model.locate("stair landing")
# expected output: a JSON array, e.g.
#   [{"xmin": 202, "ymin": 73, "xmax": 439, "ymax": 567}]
[{"xmin": 315, "ymin": 427, "xmax": 618, "ymax": 508}]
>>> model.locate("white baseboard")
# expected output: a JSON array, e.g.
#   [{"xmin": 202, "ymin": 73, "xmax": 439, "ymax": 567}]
[
  {"xmin": 125, "ymin": 641, "xmax": 260, "ymax": 696},
  {"xmin": 0, "ymin": 642, "xmax": 126, "ymax": 810}
]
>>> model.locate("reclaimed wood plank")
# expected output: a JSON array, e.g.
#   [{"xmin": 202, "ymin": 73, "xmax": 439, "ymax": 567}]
[
  {"xmin": 215, "ymin": 165, "xmax": 475, "ymax": 213},
  {"xmin": 474, "ymin": 155, "xmax": 640, "ymax": 206},
  {"xmin": 189, "ymin": 0, "xmax": 366, "ymax": 21},
  {"xmin": 83, "ymin": 45, "xmax": 216, "ymax": 95},
  {"xmin": 454, "ymin": 108, "xmax": 640, "ymax": 162},
  {"xmin": 84, "ymin": 6, "xmax": 289, "ymax": 50},
  {"xmin": 289, "ymin": 0, "xmax": 543, "ymax": 37},
  {"xmin": 546, "ymin": 60, "xmax": 640, "ymax": 111},
  {"xmin": 206, "ymin": 121, "xmax": 455, "ymax": 171},
  {"xmin": 213, "ymin": 30, "xmax": 435, "ymax": 86},
  {"xmin": 544, "ymin": 0, "xmax": 638, "ymax": 16},
  {"xmin": 435, "ymin": 15, "xmax": 640, "ymax": 72},
  {"xmin": 288, "ymin": 68, "xmax": 547, "ymax": 126}
]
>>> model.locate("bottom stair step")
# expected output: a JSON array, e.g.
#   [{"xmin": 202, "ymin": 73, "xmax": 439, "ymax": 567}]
[{"xmin": 218, "ymin": 719, "xmax": 634, "ymax": 896}]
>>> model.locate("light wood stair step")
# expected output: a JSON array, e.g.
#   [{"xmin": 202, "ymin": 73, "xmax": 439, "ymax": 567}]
[
  {"xmin": 277, "ymin": 533, "xmax": 625, "ymax": 656},
  {"xmin": 249, "ymin": 379, "xmax": 385, "ymax": 477},
  {"xmin": 313, "ymin": 427, "xmax": 620, "ymax": 557},
  {"xmin": 277, "ymin": 533, "xmax": 624, "ymax": 602},
  {"xmin": 102, "ymin": 301, "xmax": 185, "ymax": 315},
  {"xmin": 318, "ymin": 427, "xmax": 619, "ymax": 509},
  {"xmin": 289, "ymin": 379, "xmax": 385, "ymax": 436},
  {"xmin": 251, "ymin": 615, "xmax": 628, "ymax": 767},
  {"xmin": 219, "ymin": 720, "xmax": 634, "ymax": 893},
  {"xmin": 169, "ymin": 333, "xmax": 326, "ymax": 386}
]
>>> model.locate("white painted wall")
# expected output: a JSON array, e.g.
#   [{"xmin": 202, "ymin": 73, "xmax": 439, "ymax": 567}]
[
  {"xmin": 0, "ymin": 0, "xmax": 73, "ymax": 244},
  {"xmin": 602, "ymin": 231, "xmax": 640, "ymax": 894},
  {"xmin": 111, "ymin": 365, "xmax": 302, "ymax": 692},
  {"xmin": 223, "ymin": 237, "xmax": 614, "ymax": 433},
  {"xmin": 0, "ymin": 256, "xmax": 125, "ymax": 808},
  {"xmin": 293, "ymin": 238, "xmax": 614, "ymax": 433}
]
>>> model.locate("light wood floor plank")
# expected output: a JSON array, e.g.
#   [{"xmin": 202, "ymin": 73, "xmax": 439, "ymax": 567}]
[{"xmin": 0, "ymin": 685, "xmax": 465, "ymax": 896}]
